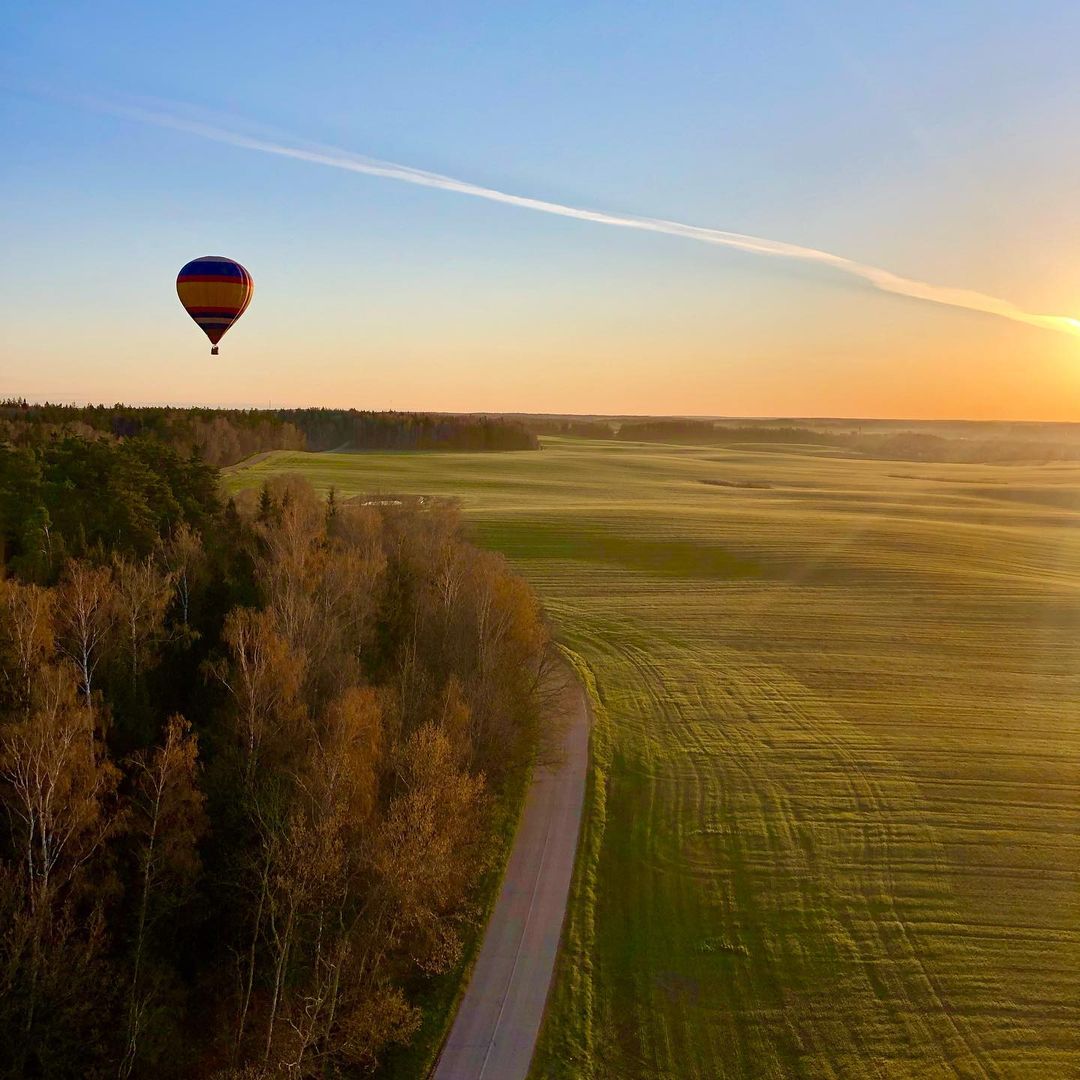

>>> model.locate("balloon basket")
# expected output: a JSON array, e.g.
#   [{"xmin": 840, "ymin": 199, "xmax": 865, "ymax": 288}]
[{"xmin": 210, "ymin": 346, "xmax": 219, "ymax": 355}]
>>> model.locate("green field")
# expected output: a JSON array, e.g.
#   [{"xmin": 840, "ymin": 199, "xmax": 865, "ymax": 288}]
[{"xmin": 227, "ymin": 438, "xmax": 1080, "ymax": 1078}]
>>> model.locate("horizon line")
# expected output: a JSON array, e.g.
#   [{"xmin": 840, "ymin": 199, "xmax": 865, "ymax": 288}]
[{"xmin": 6, "ymin": 394, "xmax": 1080, "ymax": 427}]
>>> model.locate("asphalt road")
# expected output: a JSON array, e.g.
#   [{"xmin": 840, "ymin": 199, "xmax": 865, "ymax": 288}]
[{"xmin": 432, "ymin": 658, "xmax": 590, "ymax": 1080}]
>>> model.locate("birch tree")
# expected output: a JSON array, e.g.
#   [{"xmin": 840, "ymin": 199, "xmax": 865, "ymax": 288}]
[{"xmin": 55, "ymin": 560, "xmax": 116, "ymax": 709}]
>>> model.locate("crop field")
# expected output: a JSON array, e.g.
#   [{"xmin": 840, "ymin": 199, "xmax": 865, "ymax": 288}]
[{"xmin": 227, "ymin": 438, "xmax": 1080, "ymax": 1078}]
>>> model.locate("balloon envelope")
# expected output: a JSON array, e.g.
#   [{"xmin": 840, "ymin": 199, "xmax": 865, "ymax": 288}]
[{"xmin": 176, "ymin": 256, "xmax": 254, "ymax": 351}]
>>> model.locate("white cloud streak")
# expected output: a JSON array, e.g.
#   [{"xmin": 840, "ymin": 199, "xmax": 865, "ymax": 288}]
[{"xmin": 101, "ymin": 99, "xmax": 1080, "ymax": 338}]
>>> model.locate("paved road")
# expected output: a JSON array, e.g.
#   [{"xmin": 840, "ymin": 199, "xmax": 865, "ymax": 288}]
[{"xmin": 433, "ymin": 658, "xmax": 590, "ymax": 1080}]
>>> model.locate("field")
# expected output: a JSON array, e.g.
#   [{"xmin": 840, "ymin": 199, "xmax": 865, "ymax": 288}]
[{"xmin": 227, "ymin": 437, "xmax": 1080, "ymax": 1078}]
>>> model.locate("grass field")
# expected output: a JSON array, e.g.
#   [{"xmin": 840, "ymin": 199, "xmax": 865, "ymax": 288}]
[{"xmin": 227, "ymin": 438, "xmax": 1080, "ymax": 1078}]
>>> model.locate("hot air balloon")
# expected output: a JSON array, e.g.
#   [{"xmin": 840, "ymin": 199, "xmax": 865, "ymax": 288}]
[{"xmin": 176, "ymin": 256, "xmax": 254, "ymax": 355}]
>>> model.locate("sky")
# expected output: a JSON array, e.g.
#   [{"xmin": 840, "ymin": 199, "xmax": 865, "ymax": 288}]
[{"xmin": 4, "ymin": 1, "xmax": 1080, "ymax": 419}]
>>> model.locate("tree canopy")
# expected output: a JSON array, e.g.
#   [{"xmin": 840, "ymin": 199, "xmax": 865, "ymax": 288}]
[{"xmin": 0, "ymin": 422, "xmax": 548, "ymax": 1078}]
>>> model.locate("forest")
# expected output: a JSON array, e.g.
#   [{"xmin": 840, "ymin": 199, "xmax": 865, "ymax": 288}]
[
  {"xmin": 0, "ymin": 430, "xmax": 548, "ymax": 1077},
  {"xmin": 0, "ymin": 403, "xmax": 537, "ymax": 467}
]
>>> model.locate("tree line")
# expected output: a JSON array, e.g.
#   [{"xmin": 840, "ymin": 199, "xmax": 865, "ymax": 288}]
[
  {"xmin": 612, "ymin": 418, "xmax": 1080, "ymax": 464},
  {"xmin": 0, "ymin": 403, "xmax": 537, "ymax": 468},
  {"xmin": 519, "ymin": 418, "xmax": 615, "ymax": 439},
  {"xmin": 278, "ymin": 410, "xmax": 538, "ymax": 454},
  {"xmin": 0, "ymin": 430, "xmax": 549, "ymax": 1077},
  {"xmin": 615, "ymin": 419, "xmax": 841, "ymax": 446}
]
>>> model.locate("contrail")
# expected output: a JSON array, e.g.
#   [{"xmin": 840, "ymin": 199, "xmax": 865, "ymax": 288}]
[{"xmin": 98, "ymin": 98, "xmax": 1080, "ymax": 338}]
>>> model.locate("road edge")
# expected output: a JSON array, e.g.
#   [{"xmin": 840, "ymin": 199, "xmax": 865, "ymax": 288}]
[
  {"xmin": 525, "ymin": 643, "xmax": 611, "ymax": 1080},
  {"xmin": 429, "ymin": 646, "xmax": 592, "ymax": 1079}
]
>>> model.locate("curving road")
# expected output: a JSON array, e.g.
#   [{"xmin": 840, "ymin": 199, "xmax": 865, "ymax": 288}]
[{"xmin": 432, "ymin": 657, "xmax": 590, "ymax": 1080}]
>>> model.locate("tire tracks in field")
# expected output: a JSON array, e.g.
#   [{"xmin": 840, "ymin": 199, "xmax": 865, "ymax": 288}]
[
  {"xmin": 726, "ymin": 657, "xmax": 1004, "ymax": 1079},
  {"xmin": 596, "ymin": 633, "xmax": 788, "ymax": 1077},
  {"xmin": 601, "ymin": 622, "xmax": 1014, "ymax": 1077}
]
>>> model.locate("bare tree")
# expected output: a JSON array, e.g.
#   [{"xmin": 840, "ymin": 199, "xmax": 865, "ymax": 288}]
[
  {"xmin": 210, "ymin": 606, "xmax": 306, "ymax": 1059},
  {"xmin": 113, "ymin": 554, "xmax": 175, "ymax": 694},
  {"xmin": 120, "ymin": 715, "xmax": 206, "ymax": 1079},
  {"xmin": 210, "ymin": 608, "xmax": 306, "ymax": 788},
  {"xmin": 55, "ymin": 561, "xmax": 116, "ymax": 709},
  {"xmin": 257, "ymin": 480, "xmax": 325, "ymax": 651},
  {"xmin": 158, "ymin": 523, "xmax": 204, "ymax": 629},
  {"xmin": 0, "ymin": 580, "xmax": 55, "ymax": 714}
]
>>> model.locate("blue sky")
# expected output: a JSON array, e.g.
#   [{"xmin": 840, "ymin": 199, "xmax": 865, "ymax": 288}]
[{"xmin": 4, "ymin": 2, "xmax": 1080, "ymax": 416}]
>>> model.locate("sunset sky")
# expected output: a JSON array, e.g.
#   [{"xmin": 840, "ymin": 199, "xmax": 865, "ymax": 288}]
[{"xmin": 4, "ymin": 2, "xmax": 1080, "ymax": 419}]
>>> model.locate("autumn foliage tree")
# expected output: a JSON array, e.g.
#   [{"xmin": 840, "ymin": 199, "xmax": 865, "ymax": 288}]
[{"xmin": 0, "ymin": 661, "xmax": 121, "ymax": 1075}]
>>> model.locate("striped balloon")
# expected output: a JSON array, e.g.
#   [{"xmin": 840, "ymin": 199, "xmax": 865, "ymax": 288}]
[{"xmin": 176, "ymin": 256, "xmax": 254, "ymax": 354}]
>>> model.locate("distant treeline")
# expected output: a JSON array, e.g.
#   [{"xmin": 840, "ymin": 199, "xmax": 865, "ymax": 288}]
[
  {"xmin": 845, "ymin": 430, "xmax": 1080, "ymax": 464},
  {"xmin": 616, "ymin": 420, "xmax": 840, "ymax": 447},
  {"xmin": 278, "ymin": 408, "xmax": 538, "ymax": 454},
  {"xmin": 0, "ymin": 401, "xmax": 537, "ymax": 467},
  {"xmin": 522, "ymin": 418, "xmax": 615, "ymax": 439},
  {"xmin": 0, "ymin": 430, "xmax": 548, "ymax": 1076},
  {"xmin": 610, "ymin": 417, "xmax": 1080, "ymax": 464}
]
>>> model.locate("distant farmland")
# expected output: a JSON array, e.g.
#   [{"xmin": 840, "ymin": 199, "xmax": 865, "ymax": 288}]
[{"xmin": 228, "ymin": 437, "xmax": 1080, "ymax": 1078}]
